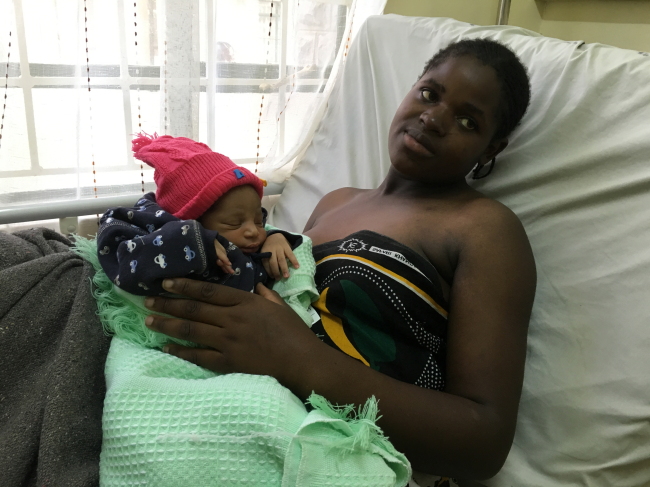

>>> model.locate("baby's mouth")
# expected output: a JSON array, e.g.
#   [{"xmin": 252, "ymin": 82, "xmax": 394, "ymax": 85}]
[{"xmin": 241, "ymin": 244, "xmax": 261, "ymax": 254}]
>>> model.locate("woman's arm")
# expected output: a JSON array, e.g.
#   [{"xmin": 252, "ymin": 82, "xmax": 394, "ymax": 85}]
[{"xmin": 142, "ymin": 200, "xmax": 535, "ymax": 480}]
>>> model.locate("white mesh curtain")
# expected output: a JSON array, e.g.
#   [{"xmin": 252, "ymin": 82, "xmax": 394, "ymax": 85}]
[{"xmin": 0, "ymin": 0, "xmax": 386, "ymax": 221}]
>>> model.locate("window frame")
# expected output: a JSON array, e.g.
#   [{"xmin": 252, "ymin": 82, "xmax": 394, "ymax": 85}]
[{"xmin": 0, "ymin": 0, "xmax": 347, "ymax": 230}]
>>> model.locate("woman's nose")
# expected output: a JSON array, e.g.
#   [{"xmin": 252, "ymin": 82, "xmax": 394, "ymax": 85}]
[{"xmin": 420, "ymin": 105, "xmax": 448, "ymax": 135}]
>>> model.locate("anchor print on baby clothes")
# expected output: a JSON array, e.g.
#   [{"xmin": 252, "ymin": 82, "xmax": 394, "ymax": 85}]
[
  {"xmin": 153, "ymin": 235, "xmax": 163, "ymax": 246},
  {"xmin": 154, "ymin": 254, "xmax": 167, "ymax": 268},
  {"xmin": 183, "ymin": 246, "xmax": 196, "ymax": 261}
]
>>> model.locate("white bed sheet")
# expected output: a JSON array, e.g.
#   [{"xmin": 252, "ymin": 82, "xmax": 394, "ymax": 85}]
[{"xmin": 270, "ymin": 15, "xmax": 650, "ymax": 486}]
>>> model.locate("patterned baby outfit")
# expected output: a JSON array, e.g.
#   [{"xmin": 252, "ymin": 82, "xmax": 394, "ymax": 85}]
[{"xmin": 97, "ymin": 192, "xmax": 302, "ymax": 296}]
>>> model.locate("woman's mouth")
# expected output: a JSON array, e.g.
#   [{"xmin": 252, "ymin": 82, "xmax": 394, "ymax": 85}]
[{"xmin": 403, "ymin": 131, "xmax": 435, "ymax": 157}]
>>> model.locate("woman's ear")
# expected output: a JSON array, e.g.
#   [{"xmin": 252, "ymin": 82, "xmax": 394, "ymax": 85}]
[{"xmin": 479, "ymin": 138, "xmax": 508, "ymax": 166}]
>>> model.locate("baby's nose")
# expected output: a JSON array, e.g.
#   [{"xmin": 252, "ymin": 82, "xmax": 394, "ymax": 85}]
[{"xmin": 243, "ymin": 222, "xmax": 259, "ymax": 238}]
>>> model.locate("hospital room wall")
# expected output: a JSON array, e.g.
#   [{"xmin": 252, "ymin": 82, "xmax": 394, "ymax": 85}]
[{"xmin": 384, "ymin": 0, "xmax": 650, "ymax": 52}]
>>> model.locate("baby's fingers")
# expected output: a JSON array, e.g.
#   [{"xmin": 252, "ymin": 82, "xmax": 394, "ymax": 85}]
[
  {"xmin": 255, "ymin": 283, "xmax": 286, "ymax": 306},
  {"xmin": 214, "ymin": 241, "xmax": 234, "ymax": 274},
  {"xmin": 285, "ymin": 248, "xmax": 300, "ymax": 270},
  {"xmin": 217, "ymin": 259, "xmax": 235, "ymax": 274},
  {"xmin": 268, "ymin": 254, "xmax": 282, "ymax": 280},
  {"xmin": 278, "ymin": 253, "xmax": 291, "ymax": 279},
  {"xmin": 261, "ymin": 259, "xmax": 272, "ymax": 279}
]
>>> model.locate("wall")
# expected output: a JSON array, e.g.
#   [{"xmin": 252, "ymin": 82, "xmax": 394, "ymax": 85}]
[
  {"xmin": 383, "ymin": 0, "xmax": 650, "ymax": 52},
  {"xmin": 536, "ymin": 1, "xmax": 650, "ymax": 52},
  {"xmin": 383, "ymin": 0, "xmax": 499, "ymax": 26}
]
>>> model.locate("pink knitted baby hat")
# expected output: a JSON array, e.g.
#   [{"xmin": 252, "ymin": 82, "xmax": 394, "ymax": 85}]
[{"xmin": 132, "ymin": 133, "xmax": 264, "ymax": 220}]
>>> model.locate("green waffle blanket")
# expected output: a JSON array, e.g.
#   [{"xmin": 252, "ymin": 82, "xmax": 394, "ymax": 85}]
[{"xmin": 74, "ymin": 236, "xmax": 411, "ymax": 487}]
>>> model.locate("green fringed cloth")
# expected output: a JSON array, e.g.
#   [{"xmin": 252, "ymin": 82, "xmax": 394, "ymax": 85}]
[
  {"xmin": 74, "ymin": 237, "xmax": 411, "ymax": 487},
  {"xmin": 76, "ymin": 225, "xmax": 319, "ymax": 350}
]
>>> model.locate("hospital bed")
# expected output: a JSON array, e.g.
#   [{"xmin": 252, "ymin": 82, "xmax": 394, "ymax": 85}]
[
  {"xmin": 271, "ymin": 14, "xmax": 650, "ymax": 487},
  {"xmin": 2, "ymin": 10, "xmax": 649, "ymax": 487}
]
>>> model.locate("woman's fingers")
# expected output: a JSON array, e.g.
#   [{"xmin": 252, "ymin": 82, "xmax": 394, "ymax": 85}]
[
  {"xmin": 143, "ymin": 277, "xmax": 322, "ymax": 380},
  {"xmin": 145, "ymin": 314, "xmax": 225, "ymax": 345},
  {"xmin": 165, "ymin": 278, "xmax": 245, "ymax": 305},
  {"xmin": 162, "ymin": 343, "xmax": 231, "ymax": 373},
  {"xmin": 144, "ymin": 280, "xmax": 248, "ymax": 324}
]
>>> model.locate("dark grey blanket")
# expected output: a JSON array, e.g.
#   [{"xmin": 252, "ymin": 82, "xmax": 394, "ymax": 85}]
[{"xmin": 0, "ymin": 228, "xmax": 111, "ymax": 487}]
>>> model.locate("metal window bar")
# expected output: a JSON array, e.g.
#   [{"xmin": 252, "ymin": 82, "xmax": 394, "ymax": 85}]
[
  {"xmin": 0, "ymin": 0, "xmax": 344, "ymax": 230},
  {"xmin": 12, "ymin": 0, "xmax": 39, "ymax": 174},
  {"xmin": 496, "ymin": 0, "xmax": 511, "ymax": 25}
]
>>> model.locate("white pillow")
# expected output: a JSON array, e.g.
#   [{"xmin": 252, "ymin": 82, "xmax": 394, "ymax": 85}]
[{"xmin": 271, "ymin": 15, "xmax": 650, "ymax": 486}]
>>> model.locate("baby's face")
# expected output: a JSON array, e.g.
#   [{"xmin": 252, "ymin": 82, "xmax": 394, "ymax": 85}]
[{"xmin": 198, "ymin": 185, "xmax": 267, "ymax": 253}]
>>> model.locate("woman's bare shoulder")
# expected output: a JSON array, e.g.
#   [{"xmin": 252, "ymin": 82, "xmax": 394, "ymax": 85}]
[
  {"xmin": 303, "ymin": 187, "xmax": 367, "ymax": 232},
  {"xmin": 449, "ymin": 196, "xmax": 535, "ymax": 282},
  {"xmin": 320, "ymin": 187, "xmax": 366, "ymax": 207},
  {"xmin": 450, "ymin": 194, "xmax": 528, "ymax": 240}
]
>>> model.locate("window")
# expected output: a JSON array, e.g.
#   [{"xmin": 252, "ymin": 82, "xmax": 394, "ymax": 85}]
[{"xmin": 0, "ymin": 0, "xmax": 381, "ymax": 228}]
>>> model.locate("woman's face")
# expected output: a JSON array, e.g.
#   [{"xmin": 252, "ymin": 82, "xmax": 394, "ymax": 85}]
[{"xmin": 388, "ymin": 55, "xmax": 506, "ymax": 185}]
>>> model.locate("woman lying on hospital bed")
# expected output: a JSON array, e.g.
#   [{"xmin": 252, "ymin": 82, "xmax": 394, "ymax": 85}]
[{"xmin": 143, "ymin": 37, "xmax": 536, "ymax": 482}]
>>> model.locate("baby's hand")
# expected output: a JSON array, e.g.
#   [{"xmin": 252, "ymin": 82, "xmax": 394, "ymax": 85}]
[
  {"xmin": 214, "ymin": 239, "xmax": 235, "ymax": 274},
  {"xmin": 261, "ymin": 233, "xmax": 300, "ymax": 280},
  {"xmin": 254, "ymin": 282, "xmax": 287, "ymax": 307}
]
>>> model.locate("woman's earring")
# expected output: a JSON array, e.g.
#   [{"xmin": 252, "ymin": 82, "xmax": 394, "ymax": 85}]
[{"xmin": 472, "ymin": 157, "xmax": 496, "ymax": 180}]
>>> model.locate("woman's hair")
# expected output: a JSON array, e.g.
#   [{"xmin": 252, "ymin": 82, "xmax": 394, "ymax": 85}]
[{"xmin": 420, "ymin": 38, "xmax": 531, "ymax": 141}]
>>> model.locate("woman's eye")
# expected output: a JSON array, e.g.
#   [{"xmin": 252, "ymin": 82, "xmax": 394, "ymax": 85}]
[
  {"xmin": 422, "ymin": 89, "xmax": 436, "ymax": 101},
  {"xmin": 458, "ymin": 117, "xmax": 477, "ymax": 130}
]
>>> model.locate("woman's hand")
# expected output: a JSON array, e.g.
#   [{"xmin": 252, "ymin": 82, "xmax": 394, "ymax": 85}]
[
  {"xmin": 143, "ymin": 278, "xmax": 319, "ymax": 384},
  {"xmin": 260, "ymin": 233, "xmax": 299, "ymax": 279}
]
